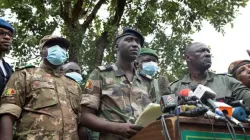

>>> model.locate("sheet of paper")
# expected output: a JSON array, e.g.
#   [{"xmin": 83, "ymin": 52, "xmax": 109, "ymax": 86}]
[{"xmin": 135, "ymin": 103, "xmax": 163, "ymax": 127}]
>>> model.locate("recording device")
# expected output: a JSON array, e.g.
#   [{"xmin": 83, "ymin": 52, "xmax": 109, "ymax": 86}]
[
  {"xmin": 160, "ymin": 94, "xmax": 177, "ymax": 113},
  {"xmin": 204, "ymin": 110, "xmax": 228, "ymax": 122}
]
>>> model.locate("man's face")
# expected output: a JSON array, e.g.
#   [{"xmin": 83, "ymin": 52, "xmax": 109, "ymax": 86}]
[
  {"xmin": 41, "ymin": 43, "xmax": 67, "ymax": 60},
  {"xmin": 185, "ymin": 43, "xmax": 212, "ymax": 71},
  {"xmin": 137, "ymin": 55, "xmax": 157, "ymax": 63},
  {"xmin": 117, "ymin": 35, "xmax": 141, "ymax": 62},
  {"xmin": 0, "ymin": 27, "xmax": 13, "ymax": 52},
  {"xmin": 63, "ymin": 63, "xmax": 81, "ymax": 74},
  {"xmin": 235, "ymin": 64, "xmax": 250, "ymax": 88}
]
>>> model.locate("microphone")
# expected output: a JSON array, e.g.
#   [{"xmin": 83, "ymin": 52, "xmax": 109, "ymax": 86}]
[
  {"xmin": 158, "ymin": 76, "xmax": 171, "ymax": 95},
  {"xmin": 178, "ymin": 89, "xmax": 199, "ymax": 105},
  {"xmin": 204, "ymin": 110, "xmax": 228, "ymax": 122},
  {"xmin": 229, "ymin": 100, "xmax": 245, "ymax": 107},
  {"xmin": 160, "ymin": 94, "xmax": 177, "ymax": 113},
  {"xmin": 216, "ymin": 97, "xmax": 245, "ymax": 107},
  {"xmin": 232, "ymin": 107, "xmax": 247, "ymax": 122},
  {"xmin": 214, "ymin": 101, "xmax": 233, "ymax": 116},
  {"xmin": 192, "ymin": 84, "xmax": 224, "ymax": 116},
  {"xmin": 178, "ymin": 106, "xmax": 208, "ymax": 117}
]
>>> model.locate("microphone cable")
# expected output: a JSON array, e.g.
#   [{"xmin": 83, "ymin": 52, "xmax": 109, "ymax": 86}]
[
  {"xmin": 176, "ymin": 96, "xmax": 182, "ymax": 140},
  {"xmin": 227, "ymin": 121, "xmax": 236, "ymax": 140},
  {"xmin": 160, "ymin": 114, "xmax": 172, "ymax": 140},
  {"xmin": 199, "ymin": 99, "xmax": 216, "ymax": 140},
  {"xmin": 225, "ymin": 114, "xmax": 247, "ymax": 140},
  {"xmin": 226, "ymin": 122, "xmax": 235, "ymax": 140}
]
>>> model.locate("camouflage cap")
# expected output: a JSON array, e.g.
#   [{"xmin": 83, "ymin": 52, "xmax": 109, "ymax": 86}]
[
  {"xmin": 115, "ymin": 27, "xmax": 144, "ymax": 46},
  {"xmin": 228, "ymin": 60, "xmax": 250, "ymax": 77},
  {"xmin": 139, "ymin": 48, "xmax": 158, "ymax": 60},
  {"xmin": 39, "ymin": 35, "xmax": 70, "ymax": 50}
]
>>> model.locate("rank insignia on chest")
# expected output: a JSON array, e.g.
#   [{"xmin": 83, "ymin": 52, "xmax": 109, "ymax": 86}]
[
  {"xmin": 85, "ymin": 80, "xmax": 93, "ymax": 91},
  {"xmin": 3, "ymin": 88, "xmax": 16, "ymax": 96}
]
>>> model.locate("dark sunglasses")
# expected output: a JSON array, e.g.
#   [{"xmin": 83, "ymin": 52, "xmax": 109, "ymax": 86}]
[{"xmin": 0, "ymin": 30, "xmax": 13, "ymax": 38}]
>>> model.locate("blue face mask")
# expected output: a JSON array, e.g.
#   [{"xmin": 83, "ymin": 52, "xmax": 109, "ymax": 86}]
[
  {"xmin": 141, "ymin": 61, "xmax": 158, "ymax": 76},
  {"xmin": 65, "ymin": 72, "xmax": 83, "ymax": 84},
  {"xmin": 46, "ymin": 45, "xmax": 68, "ymax": 65}
]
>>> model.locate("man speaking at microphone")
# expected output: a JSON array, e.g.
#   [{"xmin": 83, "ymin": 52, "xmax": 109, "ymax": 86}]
[{"xmin": 171, "ymin": 42, "xmax": 250, "ymax": 105}]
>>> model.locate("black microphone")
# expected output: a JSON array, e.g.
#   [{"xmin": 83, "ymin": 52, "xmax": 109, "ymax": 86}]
[
  {"xmin": 179, "ymin": 106, "xmax": 208, "ymax": 117},
  {"xmin": 160, "ymin": 94, "xmax": 177, "ymax": 113}
]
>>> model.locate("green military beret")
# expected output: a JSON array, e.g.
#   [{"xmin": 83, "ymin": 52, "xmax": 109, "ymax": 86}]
[{"xmin": 139, "ymin": 48, "xmax": 158, "ymax": 60}]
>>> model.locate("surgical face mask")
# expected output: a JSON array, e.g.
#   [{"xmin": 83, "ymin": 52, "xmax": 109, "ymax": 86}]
[
  {"xmin": 65, "ymin": 72, "xmax": 83, "ymax": 84},
  {"xmin": 46, "ymin": 45, "xmax": 68, "ymax": 65},
  {"xmin": 141, "ymin": 61, "xmax": 158, "ymax": 76}
]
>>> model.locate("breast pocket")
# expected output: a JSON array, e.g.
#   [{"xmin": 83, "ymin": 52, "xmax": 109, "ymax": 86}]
[{"xmin": 28, "ymin": 80, "xmax": 58, "ymax": 110}]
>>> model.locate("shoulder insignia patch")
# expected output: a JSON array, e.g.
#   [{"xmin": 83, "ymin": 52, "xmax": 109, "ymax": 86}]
[
  {"xmin": 85, "ymin": 80, "xmax": 93, "ymax": 91},
  {"xmin": 97, "ymin": 65, "xmax": 113, "ymax": 71},
  {"xmin": 2, "ymin": 88, "xmax": 16, "ymax": 96},
  {"xmin": 15, "ymin": 64, "xmax": 35, "ymax": 71}
]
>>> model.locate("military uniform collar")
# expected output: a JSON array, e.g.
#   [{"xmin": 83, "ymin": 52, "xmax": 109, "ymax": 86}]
[
  {"xmin": 181, "ymin": 71, "xmax": 215, "ymax": 84},
  {"xmin": 41, "ymin": 63, "xmax": 63, "ymax": 77},
  {"xmin": 112, "ymin": 63, "xmax": 143, "ymax": 82}
]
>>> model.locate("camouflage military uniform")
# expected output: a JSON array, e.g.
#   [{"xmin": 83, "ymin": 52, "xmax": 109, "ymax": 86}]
[
  {"xmin": 170, "ymin": 71, "xmax": 250, "ymax": 105},
  {"xmin": 81, "ymin": 63, "xmax": 155, "ymax": 140},
  {"xmin": 0, "ymin": 64, "xmax": 81, "ymax": 140}
]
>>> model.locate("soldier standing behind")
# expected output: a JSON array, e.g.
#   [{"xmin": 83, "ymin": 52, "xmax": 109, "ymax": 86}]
[
  {"xmin": 80, "ymin": 28, "xmax": 155, "ymax": 140},
  {"xmin": 0, "ymin": 35, "xmax": 82, "ymax": 140}
]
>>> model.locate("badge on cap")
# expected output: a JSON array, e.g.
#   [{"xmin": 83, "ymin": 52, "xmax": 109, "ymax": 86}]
[
  {"xmin": 229, "ymin": 64, "xmax": 234, "ymax": 71},
  {"xmin": 85, "ymin": 80, "xmax": 93, "ymax": 91},
  {"xmin": 2, "ymin": 88, "xmax": 16, "ymax": 96}
]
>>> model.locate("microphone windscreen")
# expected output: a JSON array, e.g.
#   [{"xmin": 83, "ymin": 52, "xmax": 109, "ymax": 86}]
[
  {"xmin": 232, "ymin": 107, "xmax": 247, "ymax": 121},
  {"xmin": 158, "ymin": 76, "xmax": 171, "ymax": 95},
  {"xmin": 179, "ymin": 89, "xmax": 192, "ymax": 97}
]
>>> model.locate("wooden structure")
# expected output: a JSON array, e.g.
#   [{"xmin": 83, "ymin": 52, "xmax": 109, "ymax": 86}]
[{"xmin": 131, "ymin": 116, "xmax": 250, "ymax": 140}]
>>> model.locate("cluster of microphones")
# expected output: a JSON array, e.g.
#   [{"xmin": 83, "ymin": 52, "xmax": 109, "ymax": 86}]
[{"xmin": 160, "ymin": 84, "xmax": 250, "ymax": 130}]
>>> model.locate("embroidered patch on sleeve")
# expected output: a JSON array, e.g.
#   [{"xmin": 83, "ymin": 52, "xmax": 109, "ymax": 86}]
[
  {"xmin": 3, "ymin": 88, "xmax": 16, "ymax": 96},
  {"xmin": 85, "ymin": 80, "xmax": 93, "ymax": 91}
]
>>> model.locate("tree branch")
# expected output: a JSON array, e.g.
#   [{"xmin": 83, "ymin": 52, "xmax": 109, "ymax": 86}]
[
  {"xmin": 109, "ymin": 0, "xmax": 126, "ymax": 26},
  {"xmin": 72, "ymin": 0, "xmax": 84, "ymax": 22},
  {"xmin": 59, "ymin": 0, "xmax": 71, "ymax": 24},
  {"xmin": 81, "ymin": 0, "xmax": 106, "ymax": 31}
]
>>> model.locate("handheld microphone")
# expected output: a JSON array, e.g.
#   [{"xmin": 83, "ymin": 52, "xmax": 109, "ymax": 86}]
[
  {"xmin": 214, "ymin": 101, "xmax": 233, "ymax": 116},
  {"xmin": 204, "ymin": 110, "xmax": 228, "ymax": 122},
  {"xmin": 192, "ymin": 84, "xmax": 224, "ymax": 116},
  {"xmin": 178, "ymin": 89, "xmax": 199, "ymax": 105},
  {"xmin": 229, "ymin": 100, "xmax": 245, "ymax": 107},
  {"xmin": 179, "ymin": 106, "xmax": 208, "ymax": 117},
  {"xmin": 160, "ymin": 94, "xmax": 177, "ymax": 113}
]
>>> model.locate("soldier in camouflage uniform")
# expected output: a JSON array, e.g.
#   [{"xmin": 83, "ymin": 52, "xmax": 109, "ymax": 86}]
[
  {"xmin": 137, "ymin": 48, "xmax": 171, "ymax": 103},
  {"xmin": 0, "ymin": 35, "xmax": 82, "ymax": 140},
  {"xmin": 80, "ymin": 28, "xmax": 155, "ymax": 140},
  {"xmin": 170, "ymin": 42, "xmax": 250, "ymax": 105}
]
